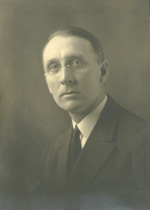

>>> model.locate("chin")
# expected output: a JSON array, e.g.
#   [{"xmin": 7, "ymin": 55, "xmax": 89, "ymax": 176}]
[
  {"xmin": 57, "ymin": 98, "xmax": 88, "ymax": 112},
  {"xmin": 59, "ymin": 103, "xmax": 82, "ymax": 113}
]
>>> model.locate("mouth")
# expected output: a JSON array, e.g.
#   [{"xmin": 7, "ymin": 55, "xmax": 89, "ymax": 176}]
[{"xmin": 60, "ymin": 91, "xmax": 80, "ymax": 97}]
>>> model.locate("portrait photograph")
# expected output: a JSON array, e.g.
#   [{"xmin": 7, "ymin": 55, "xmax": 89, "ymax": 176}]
[{"xmin": 0, "ymin": 0, "xmax": 150, "ymax": 209}]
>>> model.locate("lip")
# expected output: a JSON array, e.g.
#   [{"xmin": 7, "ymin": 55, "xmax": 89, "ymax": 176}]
[{"xmin": 60, "ymin": 91, "xmax": 80, "ymax": 97}]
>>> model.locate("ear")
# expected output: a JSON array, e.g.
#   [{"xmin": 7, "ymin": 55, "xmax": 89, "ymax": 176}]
[
  {"xmin": 44, "ymin": 73, "xmax": 53, "ymax": 94},
  {"xmin": 99, "ymin": 60, "xmax": 109, "ymax": 83}
]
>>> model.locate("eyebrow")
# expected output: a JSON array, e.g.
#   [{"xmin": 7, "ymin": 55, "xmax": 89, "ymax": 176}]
[
  {"xmin": 46, "ymin": 59, "xmax": 59, "ymax": 66},
  {"xmin": 65, "ymin": 54, "xmax": 85, "ymax": 61}
]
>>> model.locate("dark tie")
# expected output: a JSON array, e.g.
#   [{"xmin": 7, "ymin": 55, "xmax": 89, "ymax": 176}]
[{"xmin": 69, "ymin": 125, "xmax": 82, "ymax": 173}]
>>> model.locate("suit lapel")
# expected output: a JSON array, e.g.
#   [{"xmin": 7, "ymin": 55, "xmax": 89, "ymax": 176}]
[
  {"xmin": 67, "ymin": 96, "xmax": 121, "ymax": 190},
  {"xmin": 55, "ymin": 126, "xmax": 72, "ymax": 190}
]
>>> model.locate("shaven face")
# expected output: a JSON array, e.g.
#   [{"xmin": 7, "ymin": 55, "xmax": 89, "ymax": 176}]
[{"xmin": 43, "ymin": 35, "xmax": 107, "ymax": 119}]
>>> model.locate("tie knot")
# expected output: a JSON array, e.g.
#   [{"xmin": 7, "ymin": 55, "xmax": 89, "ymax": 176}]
[{"xmin": 73, "ymin": 125, "xmax": 80, "ymax": 138}]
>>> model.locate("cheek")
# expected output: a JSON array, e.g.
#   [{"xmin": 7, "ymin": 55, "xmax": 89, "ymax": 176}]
[
  {"xmin": 79, "ymin": 71, "xmax": 99, "ymax": 89},
  {"xmin": 46, "ymin": 79, "xmax": 58, "ymax": 94},
  {"xmin": 83, "ymin": 76, "xmax": 101, "ymax": 97}
]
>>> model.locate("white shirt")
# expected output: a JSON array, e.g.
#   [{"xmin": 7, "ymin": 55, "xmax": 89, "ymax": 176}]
[{"xmin": 72, "ymin": 95, "xmax": 107, "ymax": 148}]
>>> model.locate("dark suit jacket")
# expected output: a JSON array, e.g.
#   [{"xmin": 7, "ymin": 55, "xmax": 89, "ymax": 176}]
[{"xmin": 42, "ymin": 95, "xmax": 150, "ymax": 197}]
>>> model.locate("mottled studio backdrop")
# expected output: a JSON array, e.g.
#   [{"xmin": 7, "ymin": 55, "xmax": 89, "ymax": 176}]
[{"xmin": 0, "ymin": 0, "xmax": 150, "ymax": 198}]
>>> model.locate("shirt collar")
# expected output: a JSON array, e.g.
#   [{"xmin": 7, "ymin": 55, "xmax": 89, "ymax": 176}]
[{"xmin": 72, "ymin": 95, "xmax": 107, "ymax": 140}]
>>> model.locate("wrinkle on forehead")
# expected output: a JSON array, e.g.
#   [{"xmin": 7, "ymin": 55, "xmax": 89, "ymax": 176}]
[{"xmin": 43, "ymin": 36, "xmax": 95, "ymax": 57}]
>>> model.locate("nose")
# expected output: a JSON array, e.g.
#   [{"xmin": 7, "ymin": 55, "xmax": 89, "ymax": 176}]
[{"xmin": 60, "ymin": 66, "xmax": 75, "ymax": 85}]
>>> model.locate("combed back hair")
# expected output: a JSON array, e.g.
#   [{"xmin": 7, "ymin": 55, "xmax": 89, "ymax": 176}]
[{"xmin": 46, "ymin": 27, "xmax": 104, "ymax": 62}]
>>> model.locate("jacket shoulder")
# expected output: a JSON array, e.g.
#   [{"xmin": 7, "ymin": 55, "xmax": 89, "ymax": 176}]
[{"xmin": 107, "ymin": 95, "xmax": 149, "ymax": 128}]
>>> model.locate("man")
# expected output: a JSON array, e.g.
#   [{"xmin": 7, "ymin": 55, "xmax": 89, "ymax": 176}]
[{"xmin": 42, "ymin": 27, "xmax": 150, "ymax": 198}]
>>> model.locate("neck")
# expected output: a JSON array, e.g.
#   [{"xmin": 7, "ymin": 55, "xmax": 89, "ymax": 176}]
[
  {"xmin": 69, "ymin": 94, "xmax": 106, "ymax": 124},
  {"xmin": 69, "ymin": 112, "xmax": 88, "ymax": 124}
]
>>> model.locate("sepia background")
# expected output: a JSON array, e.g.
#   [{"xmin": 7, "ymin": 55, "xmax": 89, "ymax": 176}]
[{"xmin": 0, "ymin": 0, "xmax": 150, "ymax": 207}]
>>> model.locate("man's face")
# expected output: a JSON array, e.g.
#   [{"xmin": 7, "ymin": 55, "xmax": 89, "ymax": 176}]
[{"xmin": 43, "ymin": 35, "xmax": 107, "ymax": 116}]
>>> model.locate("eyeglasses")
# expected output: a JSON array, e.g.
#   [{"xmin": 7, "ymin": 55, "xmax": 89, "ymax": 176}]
[{"xmin": 45, "ymin": 58, "xmax": 86, "ymax": 75}]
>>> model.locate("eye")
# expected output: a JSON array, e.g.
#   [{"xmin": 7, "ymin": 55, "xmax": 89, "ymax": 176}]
[
  {"xmin": 69, "ymin": 58, "xmax": 83, "ymax": 68},
  {"xmin": 47, "ymin": 63, "xmax": 60, "ymax": 73}
]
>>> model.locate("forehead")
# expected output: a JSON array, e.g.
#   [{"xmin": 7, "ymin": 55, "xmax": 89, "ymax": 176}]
[{"xmin": 43, "ymin": 35, "xmax": 95, "ymax": 60}]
